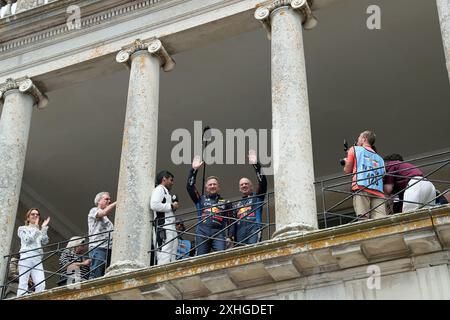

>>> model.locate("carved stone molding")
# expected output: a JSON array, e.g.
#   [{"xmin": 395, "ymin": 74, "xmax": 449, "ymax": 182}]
[
  {"xmin": 116, "ymin": 38, "xmax": 175, "ymax": 72},
  {"xmin": 0, "ymin": 0, "xmax": 166, "ymax": 53},
  {"xmin": 255, "ymin": 0, "xmax": 317, "ymax": 39},
  {"xmin": 0, "ymin": 77, "xmax": 48, "ymax": 109}
]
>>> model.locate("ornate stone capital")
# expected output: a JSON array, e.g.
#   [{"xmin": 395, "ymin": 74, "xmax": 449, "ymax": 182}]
[
  {"xmin": 0, "ymin": 77, "xmax": 48, "ymax": 109},
  {"xmin": 116, "ymin": 38, "xmax": 175, "ymax": 72},
  {"xmin": 255, "ymin": 0, "xmax": 317, "ymax": 39}
]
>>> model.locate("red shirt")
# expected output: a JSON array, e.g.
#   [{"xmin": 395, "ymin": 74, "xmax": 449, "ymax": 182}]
[{"xmin": 384, "ymin": 160, "xmax": 423, "ymax": 195}]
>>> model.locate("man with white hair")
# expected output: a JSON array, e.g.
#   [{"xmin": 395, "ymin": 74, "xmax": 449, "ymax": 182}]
[{"xmin": 87, "ymin": 192, "xmax": 116, "ymax": 279}]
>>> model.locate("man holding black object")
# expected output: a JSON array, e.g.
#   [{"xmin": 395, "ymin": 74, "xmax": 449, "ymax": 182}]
[{"xmin": 151, "ymin": 170, "xmax": 179, "ymax": 265}]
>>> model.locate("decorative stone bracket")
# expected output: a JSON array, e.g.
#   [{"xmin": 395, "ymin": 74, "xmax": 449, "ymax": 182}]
[
  {"xmin": 0, "ymin": 77, "xmax": 48, "ymax": 109},
  {"xmin": 116, "ymin": 38, "xmax": 175, "ymax": 72},
  {"xmin": 255, "ymin": 0, "xmax": 317, "ymax": 39}
]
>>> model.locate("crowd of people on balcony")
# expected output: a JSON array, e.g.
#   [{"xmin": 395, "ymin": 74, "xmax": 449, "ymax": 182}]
[
  {"xmin": 151, "ymin": 150, "xmax": 267, "ymax": 265},
  {"xmin": 10, "ymin": 132, "xmax": 449, "ymax": 296}
]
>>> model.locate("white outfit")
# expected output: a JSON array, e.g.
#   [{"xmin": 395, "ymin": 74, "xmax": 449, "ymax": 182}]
[
  {"xmin": 16, "ymin": 225, "xmax": 49, "ymax": 296},
  {"xmin": 403, "ymin": 176, "xmax": 436, "ymax": 212},
  {"xmin": 150, "ymin": 185, "xmax": 178, "ymax": 265}
]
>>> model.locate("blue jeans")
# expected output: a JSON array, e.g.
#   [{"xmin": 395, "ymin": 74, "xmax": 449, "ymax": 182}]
[
  {"xmin": 236, "ymin": 221, "xmax": 261, "ymax": 245},
  {"xmin": 195, "ymin": 224, "xmax": 226, "ymax": 256},
  {"xmin": 89, "ymin": 248, "xmax": 110, "ymax": 279}
]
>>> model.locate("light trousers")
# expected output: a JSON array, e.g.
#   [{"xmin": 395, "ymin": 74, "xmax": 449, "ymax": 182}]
[{"xmin": 17, "ymin": 253, "xmax": 45, "ymax": 296}]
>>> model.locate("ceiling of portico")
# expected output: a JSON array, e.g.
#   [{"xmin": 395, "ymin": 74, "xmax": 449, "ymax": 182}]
[{"xmin": 1, "ymin": 0, "xmax": 449, "ymax": 237}]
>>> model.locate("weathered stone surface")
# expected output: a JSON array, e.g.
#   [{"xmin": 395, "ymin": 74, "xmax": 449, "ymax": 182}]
[
  {"xmin": 403, "ymin": 230, "xmax": 442, "ymax": 254},
  {"xmin": 0, "ymin": 80, "xmax": 35, "ymax": 288},
  {"xmin": 268, "ymin": 5, "xmax": 318, "ymax": 238},
  {"xmin": 264, "ymin": 257, "xmax": 301, "ymax": 281},
  {"xmin": 436, "ymin": 0, "xmax": 450, "ymax": 83},
  {"xmin": 108, "ymin": 48, "xmax": 160, "ymax": 274},
  {"xmin": 331, "ymin": 244, "xmax": 369, "ymax": 268},
  {"xmin": 14, "ymin": 208, "xmax": 450, "ymax": 300},
  {"xmin": 229, "ymin": 263, "xmax": 274, "ymax": 288}
]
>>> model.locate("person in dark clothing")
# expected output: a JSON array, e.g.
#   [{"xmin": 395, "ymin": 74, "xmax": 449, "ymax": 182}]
[
  {"xmin": 187, "ymin": 155, "xmax": 232, "ymax": 256},
  {"xmin": 230, "ymin": 150, "xmax": 267, "ymax": 246}
]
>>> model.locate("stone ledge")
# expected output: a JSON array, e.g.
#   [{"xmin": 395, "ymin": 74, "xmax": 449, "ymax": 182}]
[{"xmin": 15, "ymin": 205, "xmax": 450, "ymax": 300}]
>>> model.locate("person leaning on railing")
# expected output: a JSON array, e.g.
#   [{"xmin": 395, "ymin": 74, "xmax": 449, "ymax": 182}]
[
  {"xmin": 16, "ymin": 208, "xmax": 51, "ymax": 296},
  {"xmin": 343, "ymin": 130, "xmax": 386, "ymax": 219},
  {"xmin": 383, "ymin": 153, "xmax": 436, "ymax": 213},
  {"xmin": 187, "ymin": 155, "xmax": 233, "ymax": 256},
  {"xmin": 58, "ymin": 237, "xmax": 91, "ymax": 286},
  {"xmin": 87, "ymin": 192, "xmax": 116, "ymax": 279}
]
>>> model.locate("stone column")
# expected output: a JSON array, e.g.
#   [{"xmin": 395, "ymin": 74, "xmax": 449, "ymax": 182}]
[
  {"xmin": 436, "ymin": 0, "xmax": 450, "ymax": 83},
  {"xmin": 107, "ymin": 39, "xmax": 175, "ymax": 275},
  {"xmin": 0, "ymin": 78, "xmax": 47, "ymax": 288},
  {"xmin": 255, "ymin": 0, "xmax": 318, "ymax": 238}
]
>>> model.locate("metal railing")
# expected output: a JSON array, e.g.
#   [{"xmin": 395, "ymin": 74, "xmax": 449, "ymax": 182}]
[
  {"xmin": 150, "ymin": 192, "xmax": 275, "ymax": 265},
  {"xmin": 315, "ymin": 151, "xmax": 450, "ymax": 228},
  {"xmin": 1, "ymin": 230, "xmax": 112, "ymax": 299},
  {"xmin": 2, "ymin": 152, "xmax": 449, "ymax": 298}
]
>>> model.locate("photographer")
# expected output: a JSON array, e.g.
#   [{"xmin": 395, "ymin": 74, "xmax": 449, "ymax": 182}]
[
  {"xmin": 151, "ymin": 170, "xmax": 179, "ymax": 265},
  {"xmin": 343, "ymin": 130, "xmax": 386, "ymax": 219}
]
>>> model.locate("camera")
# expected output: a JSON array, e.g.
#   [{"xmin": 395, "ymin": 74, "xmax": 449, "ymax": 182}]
[{"xmin": 339, "ymin": 139, "xmax": 349, "ymax": 166}]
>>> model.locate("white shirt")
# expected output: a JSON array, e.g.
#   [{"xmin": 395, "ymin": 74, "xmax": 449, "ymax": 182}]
[
  {"xmin": 150, "ymin": 185, "xmax": 175, "ymax": 219},
  {"xmin": 17, "ymin": 225, "xmax": 49, "ymax": 256}
]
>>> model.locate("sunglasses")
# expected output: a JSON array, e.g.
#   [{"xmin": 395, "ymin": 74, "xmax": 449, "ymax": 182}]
[{"xmin": 30, "ymin": 213, "xmax": 40, "ymax": 216}]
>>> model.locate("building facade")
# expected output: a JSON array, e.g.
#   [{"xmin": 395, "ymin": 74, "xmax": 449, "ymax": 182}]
[{"xmin": 0, "ymin": 0, "xmax": 449, "ymax": 300}]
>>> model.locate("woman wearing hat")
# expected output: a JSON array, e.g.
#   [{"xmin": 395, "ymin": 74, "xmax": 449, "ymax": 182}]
[{"xmin": 58, "ymin": 236, "xmax": 91, "ymax": 286}]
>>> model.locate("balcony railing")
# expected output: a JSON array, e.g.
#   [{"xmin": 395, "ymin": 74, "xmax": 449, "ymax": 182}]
[
  {"xmin": 150, "ymin": 192, "xmax": 276, "ymax": 265},
  {"xmin": 2, "ymin": 151, "xmax": 449, "ymax": 299},
  {"xmin": 315, "ymin": 150, "xmax": 450, "ymax": 228},
  {"xmin": 1, "ymin": 230, "xmax": 112, "ymax": 299}
]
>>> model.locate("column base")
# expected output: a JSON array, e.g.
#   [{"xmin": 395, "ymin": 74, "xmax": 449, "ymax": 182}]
[
  {"xmin": 105, "ymin": 260, "xmax": 146, "ymax": 277},
  {"xmin": 272, "ymin": 223, "xmax": 316, "ymax": 239}
]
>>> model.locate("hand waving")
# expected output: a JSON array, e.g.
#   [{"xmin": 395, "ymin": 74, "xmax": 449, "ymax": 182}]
[
  {"xmin": 192, "ymin": 155, "xmax": 203, "ymax": 170},
  {"xmin": 42, "ymin": 217, "xmax": 51, "ymax": 228},
  {"xmin": 248, "ymin": 149, "xmax": 257, "ymax": 165}
]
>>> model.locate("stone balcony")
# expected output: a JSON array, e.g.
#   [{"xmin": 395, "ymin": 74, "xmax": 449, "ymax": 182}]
[{"xmin": 15, "ymin": 205, "xmax": 450, "ymax": 300}]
